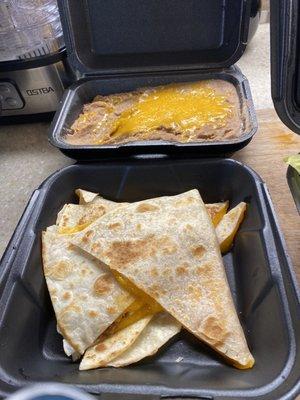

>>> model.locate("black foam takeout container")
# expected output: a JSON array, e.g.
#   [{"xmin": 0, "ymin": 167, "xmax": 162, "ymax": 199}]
[
  {"xmin": 50, "ymin": 68, "xmax": 257, "ymax": 160},
  {"xmin": 1, "ymin": 1, "xmax": 300, "ymax": 399},
  {"xmin": 49, "ymin": 0, "xmax": 258, "ymax": 160},
  {"xmin": 0, "ymin": 159, "xmax": 300, "ymax": 399}
]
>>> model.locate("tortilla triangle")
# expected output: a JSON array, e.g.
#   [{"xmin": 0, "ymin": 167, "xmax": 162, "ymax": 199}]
[{"xmin": 42, "ymin": 227, "xmax": 133, "ymax": 354}]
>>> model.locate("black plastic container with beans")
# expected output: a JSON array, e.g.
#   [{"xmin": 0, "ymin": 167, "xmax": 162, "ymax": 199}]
[{"xmin": 49, "ymin": 0, "xmax": 257, "ymax": 160}]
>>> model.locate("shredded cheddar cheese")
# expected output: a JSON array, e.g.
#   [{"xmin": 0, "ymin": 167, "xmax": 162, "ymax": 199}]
[{"xmin": 107, "ymin": 82, "xmax": 233, "ymax": 141}]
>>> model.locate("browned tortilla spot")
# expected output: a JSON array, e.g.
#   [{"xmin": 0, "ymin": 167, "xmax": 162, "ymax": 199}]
[
  {"xmin": 63, "ymin": 292, "xmax": 71, "ymax": 301},
  {"xmin": 136, "ymin": 203, "xmax": 159, "ymax": 213},
  {"xmin": 176, "ymin": 264, "xmax": 188, "ymax": 275},
  {"xmin": 201, "ymin": 316, "xmax": 228, "ymax": 345},
  {"xmin": 192, "ymin": 245, "xmax": 206, "ymax": 258},
  {"xmin": 188, "ymin": 285, "xmax": 202, "ymax": 300},
  {"xmin": 107, "ymin": 306, "xmax": 117, "ymax": 314},
  {"xmin": 78, "ymin": 217, "xmax": 86, "ymax": 225},
  {"xmin": 104, "ymin": 235, "xmax": 155, "ymax": 268},
  {"xmin": 93, "ymin": 274, "xmax": 114, "ymax": 296},
  {"xmin": 67, "ymin": 243, "xmax": 75, "ymax": 251},
  {"xmin": 150, "ymin": 268, "xmax": 158, "ymax": 277},
  {"xmin": 61, "ymin": 216, "xmax": 69, "ymax": 226},
  {"xmin": 108, "ymin": 222, "xmax": 121, "ymax": 230},
  {"xmin": 94, "ymin": 205, "xmax": 105, "ymax": 213},
  {"xmin": 196, "ymin": 262, "xmax": 213, "ymax": 277},
  {"xmin": 105, "ymin": 235, "xmax": 178, "ymax": 268},
  {"xmin": 88, "ymin": 310, "xmax": 98, "ymax": 318},
  {"xmin": 46, "ymin": 260, "xmax": 72, "ymax": 280},
  {"xmin": 175, "ymin": 196, "xmax": 196, "ymax": 208},
  {"xmin": 184, "ymin": 224, "xmax": 193, "ymax": 232},
  {"xmin": 161, "ymin": 241, "xmax": 177, "ymax": 255},
  {"xmin": 81, "ymin": 230, "xmax": 94, "ymax": 244},
  {"xmin": 162, "ymin": 268, "xmax": 171, "ymax": 277},
  {"xmin": 91, "ymin": 242, "xmax": 101, "ymax": 253},
  {"xmin": 95, "ymin": 342, "xmax": 107, "ymax": 352}
]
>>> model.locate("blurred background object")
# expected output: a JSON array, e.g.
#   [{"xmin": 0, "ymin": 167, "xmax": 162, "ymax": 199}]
[
  {"xmin": 0, "ymin": 0, "xmax": 70, "ymax": 120},
  {"xmin": 0, "ymin": 0, "xmax": 64, "ymax": 61},
  {"xmin": 248, "ymin": 0, "xmax": 261, "ymax": 43},
  {"xmin": 260, "ymin": 0, "xmax": 270, "ymax": 23},
  {"xmin": 6, "ymin": 382, "xmax": 95, "ymax": 400}
]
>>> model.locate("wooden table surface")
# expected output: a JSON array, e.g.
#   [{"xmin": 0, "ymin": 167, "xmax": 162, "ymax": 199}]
[{"xmin": 233, "ymin": 108, "xmax": 300, "ymax": 284}]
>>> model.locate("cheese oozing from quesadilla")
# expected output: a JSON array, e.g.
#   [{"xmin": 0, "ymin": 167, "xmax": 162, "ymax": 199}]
[
  {"xmin": 44, "ymin": 189, "xmax": 248, "ymax": 368},
  {"xmin": 70, "ymin": 189, "xmax": 254, "ymax": 369}
]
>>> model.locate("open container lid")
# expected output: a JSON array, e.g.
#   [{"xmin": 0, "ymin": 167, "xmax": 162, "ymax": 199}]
[
  {"xmin": 271, "ymin": 0, "xmax": 300, "ymax": 134},
  {"xmin": 58, "ymin": 0, "xmax": 252, "ymax": 76}
]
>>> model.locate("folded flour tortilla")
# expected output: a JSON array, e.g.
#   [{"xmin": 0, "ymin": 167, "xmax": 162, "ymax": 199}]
[
  {"xmin": 56, "ymin": 203, "xmax": 123, "ymax": 234},
  {"xmin": 108, "ymin": 312, "xmax": 181, "ymax": 367},
  {"xmin": 75, "ymin": 189, "xmax": 100, "ymax": 204},
  {"xmin": 80, "ymin": 315, "xmax": 153, "ymax": 370},
  {"xmin": 50, "ymin": 199, "xmax": 180, "ymax": 365},
  {"xmin": 62, "ymin": 189, "xmax": 228, "ymax": 230},
  {"xmin": 80, "ymin": 311, "xmax": 181, "ymax": 369},
  {"xmin": 53, "ymin": 197, "xmax": 178, "ymax": 365},
  {"xmin": 42, "ymin": 227, "xmax": 133, "ymax": 354},
  {"xmin": 71, "ymin": 189, "xmax": 254, "ymax": 368},
  {"xmin": 216, "ymin": 202, "xmax": 247, "ymax": 253}
]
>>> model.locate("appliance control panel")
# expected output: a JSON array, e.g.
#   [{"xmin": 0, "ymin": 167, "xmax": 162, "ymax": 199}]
[
  {"xmin": 0, "ymin": 62, "xmax": 65, "ymax": 117},
  {"xmin": 0, "ymin": 81, "xmax": 24, "ymax": 110}
]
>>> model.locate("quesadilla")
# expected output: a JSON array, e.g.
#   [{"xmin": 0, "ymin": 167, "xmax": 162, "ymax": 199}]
[
  {"xmin": 53, "ymin": 197, "xmax": 179, "ymax": 365},
  {"xmin": 49, "ymin": 202, "xmax": 179, "ymax": 364},
  {"xmin": 75, "ymin": 189, "xmax": 100, "ymax": 204},
  {"xmin": 216, "ymin": 202, "xmax": 247, "ymax": 253},
  {"xmin": 56, "ymin": 202, "xmax": 123, "ymax": 234},
  {"xmin": 74, "ymin": 188, "xmax": 229, "ymax": 228},
  {"xmin": 205, "ymin": 201, "xmax": 229, "ymax": 226},
  {"xmin": 108, "ymin": 312, "xmax": 181, "ymax": 367},
  {"xmin": 71, "ymin": 189, "xmax": 254, "ymax": 369},
  {"xmin": 80, "ymin": 315, "xmax": 153, "ymax": 370},
  {"xmin": 42, "ymin": 227, "xmax": 133, "ymax": 355}
]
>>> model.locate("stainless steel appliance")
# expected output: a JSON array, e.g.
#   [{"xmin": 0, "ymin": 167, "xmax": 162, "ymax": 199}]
[{"xmin": 0, "ymin": 0, "xmax": 70, "ymax": 121}]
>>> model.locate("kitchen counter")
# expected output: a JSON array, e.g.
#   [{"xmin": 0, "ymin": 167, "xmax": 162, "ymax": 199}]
[
  {"xmin": 0, "ymin": 24, "xmax": 291, "ymax": 260},
  {"xmin": 0, "ymin": 122, "xmax": 71, "ymax": 258}
]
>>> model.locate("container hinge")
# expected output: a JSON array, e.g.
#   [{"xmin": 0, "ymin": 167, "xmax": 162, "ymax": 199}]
[{"xmin": 80, "ymin": 66, "xmax": 236, "ymax": 80}]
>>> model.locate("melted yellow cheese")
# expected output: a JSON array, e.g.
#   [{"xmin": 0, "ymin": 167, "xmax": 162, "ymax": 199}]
[
  {"xmin": 113, "ymin": 271, "xmax": 162, "ymax": 313},
  {"xmin": 58, "ymin": 220, "xmax": 162, "ymax": 334},
  {"xmin": 106, "ymin": 300, "xmax": 155, "ymax": 335},
  {"xmin": 110, "ymin": 82, "xmax": 232, "ymax": 139},
  {"xmin": 217, "ymin": 203, "xmax": 247, "ymax": 254},
  {"xmin": 58, "ymin": 222, "xmax": 91, "ymax": 235},
  {"xmin": 106, "ymin": 271, "xmax": 163, "ymax": 334},
  {"xmin": 206, "ymin": 202, "xmax": 229, "ymax": 227}
]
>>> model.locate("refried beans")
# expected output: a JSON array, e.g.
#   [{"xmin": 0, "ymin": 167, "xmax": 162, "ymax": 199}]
[{"xmin": 65, "ymin": 80, "xmax": 246, "ymax": 145}]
